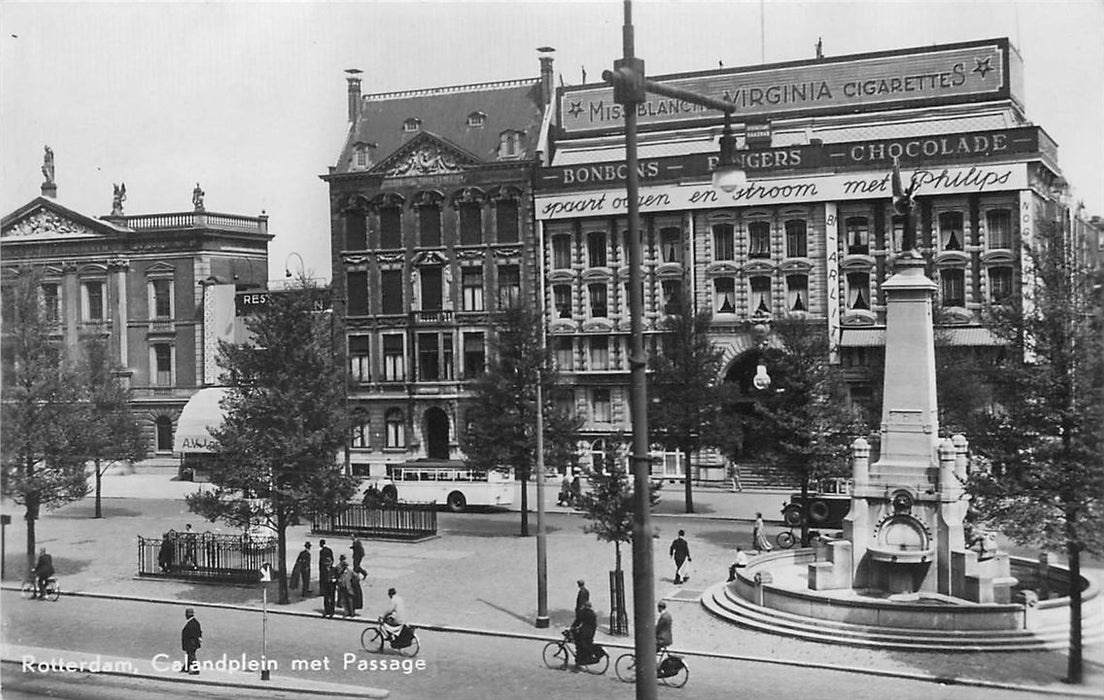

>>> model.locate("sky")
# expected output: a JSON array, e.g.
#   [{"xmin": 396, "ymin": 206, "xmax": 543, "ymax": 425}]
[{"xmin": 2, "ymin": 1, "xmax": 1102, "ymax": 283}]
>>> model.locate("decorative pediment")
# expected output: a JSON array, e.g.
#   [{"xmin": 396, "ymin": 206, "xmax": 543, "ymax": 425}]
[
  {"xmin": 582, "ymin": 318, "xmax": 615, "ymax": 333},
  {"xmin": 412, "ymin": 190, "xmax": 445, "ymax": 208},
  {"xmin": 376, "ymin": 134, "xmax": 480, "ymax": 178},
  {"xmin": 743, "ymin": 260, "xmax": 776, "ymax": 275},
  {"xmin": 550, "ymin": 318, "xmax": 578, "ymax": 333},
  {"xmin": 654, "ymin": 262, "xmax": 684, "ymax": 278},
  {"xmin": 2, "ymin": 206, "xmax": 104, "ymax": 240},
  {"xmin": 376, "ymin": 252, "xmax": 405, "ymax": 265},
  {"xmin": 492, "ymin": 247, "xmax": 520, "ymax": 261},
  {"xmin": 455, "ymin": 249, "xmax": 485, "ymax": 262},
  {"xmin": 705, "ymin": 261, "xmax": 740, "ymax": 276},
  {"xmin": 547, "ymin": 270, "xmax": 574, "ymax": 284},
  {"xmin": 842, "ymin": 310, "xmax": 878, "ymax": 326},
  {"xmin": 412, "ymin": 250, "xmax": 448, "ymax": 267}
]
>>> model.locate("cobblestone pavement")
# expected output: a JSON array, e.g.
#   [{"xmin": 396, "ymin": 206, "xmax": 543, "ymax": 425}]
[{"xmin": 1, "ymin": 472, "xmax": 1101, "ymax": 696}]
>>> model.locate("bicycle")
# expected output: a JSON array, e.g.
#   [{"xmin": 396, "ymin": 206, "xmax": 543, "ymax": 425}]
[
  {"xmin": 541, "ymin": 630, "xmax": 609, "ymax": 674},
  {"xmin": 614, "ymin": 646, "xmax": 689, "ymax": 687},
  {"xmin": 21, "ymin": 576, "xmax": 60, "ymax": 602},
  {"xmin": 776, "ymin": 528, "xmax": 797, "ymax": 549},
  {"xmin": 360, "ymin": 618, "xmax": 420, "ymax": 657}
]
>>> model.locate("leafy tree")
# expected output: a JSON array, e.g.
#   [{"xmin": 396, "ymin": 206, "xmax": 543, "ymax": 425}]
[
  {"xmin": 461, "ymin": 304, "xmax": 580, "ymax": 536},
  {"xmin": 186, "ymin": 280, "xmax": 355, "ymax": 604},
  {"xmin": 1, "ymin": 268, "xmax": 88, "ymax": 573},
  {"xmin": 742, "ymin": 318, "xmax": 864, "ymax": 546},
  {"xmin": 75, "ymin": 334, "xmax": 147, "ymax": 518},
  {"xmin": 648, "ymin": 299, "xmax": 741, "ymax": 513},
  {"xmin": 576, "ymin": 451, "xmax": 661, "ymax": 573},
  {"xmin": 966, "ymin": 223, "xmax": 1104, "ymax": 684}
]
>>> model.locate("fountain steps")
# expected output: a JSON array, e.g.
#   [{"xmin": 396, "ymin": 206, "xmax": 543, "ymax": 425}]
[{"xmin": 701, "ymin": 582, "xmax": 1104, "ymax": 651}]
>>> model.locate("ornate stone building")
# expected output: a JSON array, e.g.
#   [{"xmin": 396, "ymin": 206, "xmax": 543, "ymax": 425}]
[
  {"xmin": 1, "ymin": 164, "xmax": 271, "ymax": 464},
  {"xmin": 323, "ymin": 53, "xmax": 556, "ymax": 476}
]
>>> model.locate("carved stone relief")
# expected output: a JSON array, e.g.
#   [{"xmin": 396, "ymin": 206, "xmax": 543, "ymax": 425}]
[{"xmin": 3, "ymin": 209, "xmax": 100, "ymax": 239}]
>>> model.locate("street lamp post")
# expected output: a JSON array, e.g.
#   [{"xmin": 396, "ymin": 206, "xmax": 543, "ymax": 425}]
[{"xmin": 603, "ymin": 1, "xmax": 745, "ymax": 695}]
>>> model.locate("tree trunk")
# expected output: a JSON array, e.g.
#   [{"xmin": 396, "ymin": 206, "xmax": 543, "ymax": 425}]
[
  {"xmin": 94, "ymin": 461, "xmax": 103, "ymax": 519},
  {"xmin": 25, "ymin": 509, "xmax": 37, "ymax": 579},
  {"xmin": 682, "ymin": 446, "xmax": 694, "ymax": 514},
  {"xmin": 519, "ymin": 469, "xmax": 530, "ymax": 537},
  {"xmin": 799, "ymin": 474, "xmax": 811, "ymax": 547},
  {"xmin": 276, "ymin": 514, "xmax": 289, "ymax": 605},
  {"xmin": 615, "ymin": 541, "xmax": 621, "ymax": 573},
  {"xmin": 1067, "ymin": 541, "xmax": 1083, "ymax": 684}
]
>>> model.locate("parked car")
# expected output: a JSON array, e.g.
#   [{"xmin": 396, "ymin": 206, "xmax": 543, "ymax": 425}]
[{"xmin": 780, "ymin": 477, "xmax": 853, "ymax": 530}]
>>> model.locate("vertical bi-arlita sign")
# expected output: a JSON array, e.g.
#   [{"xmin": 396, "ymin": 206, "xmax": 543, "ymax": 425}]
[{"xmin": 825, "ymin": 203, "xmax": 841, "ymax": 363}]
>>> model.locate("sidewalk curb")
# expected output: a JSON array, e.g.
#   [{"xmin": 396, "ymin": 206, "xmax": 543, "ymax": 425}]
[
  {"xmin": 5, "ymin": 585, "xmax": 1097, "ymax": 697},
  {"xmin": 0, "ymin": 657, "xmax": 388, "ymax": 698}
]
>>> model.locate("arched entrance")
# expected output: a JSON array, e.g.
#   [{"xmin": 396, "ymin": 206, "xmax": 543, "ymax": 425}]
[{"xmin": 424, "ymin": 407, "xmax": 450, "ymax": 459}]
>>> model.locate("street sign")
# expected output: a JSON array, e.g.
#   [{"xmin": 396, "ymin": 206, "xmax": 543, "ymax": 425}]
[{"xmin": 259, "ymin": 563, "xmax": 272, "ymax": 582}]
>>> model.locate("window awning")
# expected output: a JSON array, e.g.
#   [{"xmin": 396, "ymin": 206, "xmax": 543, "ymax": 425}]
[
  {"xmin": 838, "ymin": 326, "xmax": 1004, "ymax": 347},
  {"xmin": 173, "ymin": 387, "xmax": 228, "ymax": 453}
]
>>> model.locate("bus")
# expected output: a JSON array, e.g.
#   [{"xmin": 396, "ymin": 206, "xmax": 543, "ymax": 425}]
[{"xmin": 367, "ymin": 460, "xmax": 514, "ymax": 512}]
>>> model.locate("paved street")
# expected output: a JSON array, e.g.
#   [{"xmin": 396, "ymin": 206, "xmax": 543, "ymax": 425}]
[{"xmin": 1, "ymin": 477, "xmax": 1102, "ymax": 698}]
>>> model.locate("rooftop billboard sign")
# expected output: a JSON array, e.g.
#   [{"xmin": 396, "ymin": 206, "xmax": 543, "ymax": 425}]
[{"xmin": 558, "ymin": 39, "xmax": 1023, "ymax": 136}]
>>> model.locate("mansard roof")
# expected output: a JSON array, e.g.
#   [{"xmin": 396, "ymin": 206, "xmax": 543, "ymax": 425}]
[{"xmin": 333, "ymin": 77, "xmax": 544, "ymax": 176}]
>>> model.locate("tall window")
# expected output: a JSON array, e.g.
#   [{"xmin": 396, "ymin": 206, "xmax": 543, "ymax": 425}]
[
  {"xmin": 419, "ymin": 205, "xmax": 441, "ymax": 247},
  {"xmin": 939, "ymin": 211, "xmax": 964, "ymax": 251},
  {"xmin": 152, "ymin": 344, "xmax": 172, "ymax": 386},
  {"xmin": 552, "ymin": 234, "xmax": 572, "ymax": 269},
  {"xmin": 418, "ymin": 333, "xmax": 440, "ymax": 381},
  {"xmin": 346, "ymin": 212, "xmax": 367, "ymax": 250},
  {"xmin": 498, "ymin": 131, "xmax": 522, "ymax": 158},
  {"xmin": 442, "ymin": 335, "xmax": 454, "ymax": 380},
  {"xmin": 379, "ymin": 206, "xmax": 402, "ymax": 248},
  {"xmin": 380, "ymin": 270, "xmax": 403, "ymax": 315},
  {"xmin": 592, "ymin": 388, "xmax": 612, "ymax": 423},
  {"xmin": 661, "ymin": 279, "xmax": 682, "ymax": 315},
  {"xmin": 42, "ymin": 283, "xmax": 60, "ymax": 323},
  {"xmin": 385, "ymin": 409, "xmax": 406, "ymax": 448},
  {"xmin": 463, "ymin": 332, "xmax": 485, "ymax": 377},
  {"xmin": 988, "ymin": 267, "xmax": 1013, "ymax": 303},
  {"xmin": 347, "ymin": 271, "xmax": 368, "ymax": 316},
  {"xmin": 498, "ymin": 265, "xmax": 520, "ymax": 308},
  {"xmin": 714, "ymin": 277, "xmax": 735, "ymax": 314},
  {"xmin": 786, "ymin": 274, "xmax": 808, "ymax": 312},
  {"xmin": 749, "ymin": 275, "xmax": 772, "ymax": 316},
  {"xmin": 462, "ymin": 268, "xmax": 484, "ymax": 311},
  {"xmin": 420, "ymin": 268, "xmax": 442, "ymax": 311},
  {"xmin": 555, "ymin": 336, "xmax": 574, "ymax": 370},
  {"xmin": 351, "ymin": 413, "xmax": 370, "ymax": 448},
  {"xmin": 846, "ymin": 217, "xmax": 869, "ymax": 255},
  {"xmin": 785, "ymin": 219, "xmax": 807, "ymax": 257},
  {"xmin": 589, "ymin": 336, "xmax": 609, "ymax": 370},
  {"xmin": 459, "ymin": 202, "xmax": 483, "ymax": 245},
  {"xmin": 155, "ymin": 415, "xmax": 173, "ymax": 452},
  {"xmin": 495, "ymin": 199, "xmax": 519, "ymax": 242},
  {"xmin": 712, "ymin": 223, "xmax": 735, "ymax": 261},
  {"xmin": 383, "ymin": 334, "xmax": 405, "ymax": 381},
  {"xmin": 149, "ymin": 278, "xmax": 172, "ymax": 319},
  {"xmin": 349, "ymin": 335, "xmax": 370, "ymax": 382},
  {"xmin": 553, "ymin": 284, "xmax": 572, "ymax": 318},
  {"xmin": 660, "ymin": 227, "xmax": 682, "ymax": 263},
  {"xmin": 587, "ymin": 231, "xmax": 607, "ymax": 267},
  {"xmin": 588, "ymin": 283, "xmax": 607, "ymax": 318},
  {"xmin": 986, "ymin": 209, "xmax": 1012, "ymax": 249},
  {"xmin": 941, "ymin": 268, "xmax": 966, "ymax": 307},
  {"xmin": 748, "ymin": 221, "xmax": 771, "ymax": 259},
  {"xmin": 83, "ymin": 280, "xmax": 105, "ymax": 321},
  {"xmin": 590, "ymin": 438, "xmax": 608, "ymax": 474},
  {"xmin": 846, "ymin": 272, "xmax": 871, "ymax": 311}
]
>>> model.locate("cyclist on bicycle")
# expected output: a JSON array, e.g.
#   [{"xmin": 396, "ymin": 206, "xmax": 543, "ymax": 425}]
[
  {"xmin": 655, "ymin": 601, "xmax": 672, "ymax": 651},
  {"xmin": 32, "ymin": 548, "xmax": 55, "ymax": 600},
  {"xmin": 569, "ymin": 600, "xmax": 598, "ymax": 665},
  {"xmin": 381, "ymin": 587, "xmax": 406, "ymax": 637}
]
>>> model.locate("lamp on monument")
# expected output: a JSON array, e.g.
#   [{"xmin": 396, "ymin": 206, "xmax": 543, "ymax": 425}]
[
  {"xmin": 711, "ymin": 112, "xmax": 747, "ymax": 194},
  {"xmin": 751, "ymin": 320, "xmax": 772, "ymax": 391}
]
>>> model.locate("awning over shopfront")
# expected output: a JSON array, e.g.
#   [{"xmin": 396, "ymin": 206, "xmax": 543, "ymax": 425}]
[
  {"xmin": 838, "ymin": 326, "xmax": 1002, "ymax": 347},
  {"xmin": 173, "ymin": 387, "xmax": 228, "ymax": 454}
]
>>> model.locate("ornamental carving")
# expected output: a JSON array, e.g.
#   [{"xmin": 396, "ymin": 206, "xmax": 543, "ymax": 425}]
[
  {"xmin": 386, "ymin": 144, "xmax": 466, "ymax": 178},
  {"xmin": 492, "ymin": 247, "xmax": 520, "ymax": 260},
  {"xmin": 3, "ymin": 209, "xmax": 101, "ymax": 239},
  {"xmin": 455, "ymin": 249, "xmax": 485, "ymax": 262},
  {"xmin": 412, "ymin": 250, "xmax": 448, "ymax": 267},
  {"xmin": 376, "ymin": 252, "xmax": 405, "ymax": 265}
]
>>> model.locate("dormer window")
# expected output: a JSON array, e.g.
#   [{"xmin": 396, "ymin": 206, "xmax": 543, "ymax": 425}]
[
  {"xmin": 498, "ymin": 130, "xmax": 522, "ymax": 159},
  {"xmin": 467, "ymin": 111, "xmax": 487, "ymax": 128},
  {"xmin": 353, "ymin": 142, "xmax": 374, "ymax": 169},
  {"xmin": 403, "ymin": 118, "xmax": 421, "ymax": 133}
]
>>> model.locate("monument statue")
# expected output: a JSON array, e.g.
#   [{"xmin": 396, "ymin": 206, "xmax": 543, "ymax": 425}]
[
  {"xmin": 192, "ymin": 182, "xmax": 205, "ymax": 211},
  {"xmin": 891, "ymin": 156, "xmax": 920, "ymax": 254},
  {"xmin": 111, "ymin": 183, "xmax": 127, "ymax": 217},
  {"xmin": 42, "ymin": 146, "xmax": 55, "ymax": 184}
]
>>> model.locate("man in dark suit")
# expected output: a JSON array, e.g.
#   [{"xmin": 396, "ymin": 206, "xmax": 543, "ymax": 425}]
[
  {"xmin": 32, "ymin": 548, "xmax": 54, "ymax": 600},
  {"xmin": 570, "ymin": 600, "xmax": 598, "ymax": 665},
  {"xmin": 655, "ymin": 601, "xmax": 673, "ymax": 650},
  {"xmin": 669, "ymin": 530, "xmax": 691, "ymax": 584},
  {"xmin": 574, "ymin": 579, "xmax": 590, "ymax": 616},
  {"xmin": 294, "ymin": 542, "xmax": 312, "ymax": 596},
  {"xmin": 181, "ymin": 608, "xmax": 202, "ymax": 674},
  {"xmin": 317, "ymin": 539, "xmax": 334, "ymax": 599}
]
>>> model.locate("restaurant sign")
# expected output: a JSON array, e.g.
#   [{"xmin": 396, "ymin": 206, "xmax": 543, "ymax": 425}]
[
  {"xmin": 540, "ymin": 127, "xmax": 1040, "ymax": 191},
  {"xmin": 536, "ymin": 164, "xmax": 1027, "ymax": 220},
  {"xmin": 559, "ymin": 39, "xmax": 1021, "ymax": 135}
]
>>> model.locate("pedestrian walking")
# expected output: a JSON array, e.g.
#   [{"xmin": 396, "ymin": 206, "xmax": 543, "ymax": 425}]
[
  {"xmin": 727, "ymin": 461, "xmax": 743, "ymax": 492},
  {"xmin": 655, "ymin": 601, "xmax": 673, "ymax": 650},
  {"xmin": 575, "ymin": 579, "xmax": 590, "ymax": 615},
  {"xmin": 157, "ymin": 534, "xmax": 174, "ymax": 573},
  {"xmin": 669, "ymin": 529, "xmax": 691, "ymax": 584},
  {"xmin": 351, "ymin": 536, "xmax": 367, "ymax": 579},
  {"xmin": 321, "ymin": 562, "xmax": 338, "ymax": 618},
  {"xmin": 182, "ymin": 523, "xmax": 198, "ymax": 570},
  {"xmin": 181, "ymin": 608, "xmax": 202, "ymax": 675},
  {"xmin": 291, "ymin": 542, "xmax": 312, "ymax": 596},
  {"xmin": 753, "ymin": 512, "xmax": 773, "ymax": 553},
  {"xmin": 557, "ymin": 473, "xmax": 573, "ymax": 507},
  {"xmin": 317, "ymin": 539, "xmax": 334, "ymax": 599}
]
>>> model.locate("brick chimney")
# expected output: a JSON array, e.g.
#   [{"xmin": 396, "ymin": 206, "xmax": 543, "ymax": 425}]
[
  {"xmin": 345, "ymin": 69, "xmax": 363, "ymax": 123},
  {"xmin": 537, "ymin": 47, "xmax": 555, "ymax": 108}
]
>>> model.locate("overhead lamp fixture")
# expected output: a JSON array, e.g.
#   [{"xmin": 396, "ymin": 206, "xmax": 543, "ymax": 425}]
[{"xmin": 711, "ymin": 111, "xmax": 747, "ymax": 193}]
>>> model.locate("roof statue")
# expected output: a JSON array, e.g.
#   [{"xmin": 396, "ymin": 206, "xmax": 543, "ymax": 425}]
[
  {"xmin": 111, "ymin": 182, "xmax": 127, "ymax": 217},
  {"xmin": 192, "ymin": 182, "xmax": 205, "ymax": 211},
  {"xmin": 41, "ymin": 145, "xmax": 55, "ymax": 184}
]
